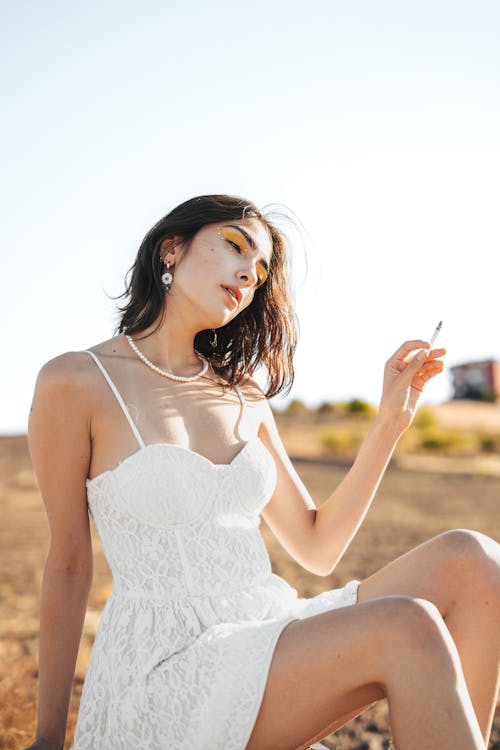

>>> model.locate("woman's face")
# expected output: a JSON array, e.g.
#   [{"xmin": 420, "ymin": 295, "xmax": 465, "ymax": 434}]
[{"xmin": 163, "ymin": 218, "xmax": 273, "ymax": 328}]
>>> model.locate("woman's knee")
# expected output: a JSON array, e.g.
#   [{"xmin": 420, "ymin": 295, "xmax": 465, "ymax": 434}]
[{"xmin": 434, "ymin": 529, "xmax": 500, "ymax": 599}]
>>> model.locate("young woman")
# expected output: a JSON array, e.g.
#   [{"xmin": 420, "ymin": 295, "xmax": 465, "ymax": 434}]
[{"xmin": 25, "ymin": 194, "xmax": 498, "ymax": 750}]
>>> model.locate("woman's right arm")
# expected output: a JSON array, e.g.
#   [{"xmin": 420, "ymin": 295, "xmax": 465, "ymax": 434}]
[{"xmin": 25, "ymin": 353, "xmax": 95, "ymax": 749}]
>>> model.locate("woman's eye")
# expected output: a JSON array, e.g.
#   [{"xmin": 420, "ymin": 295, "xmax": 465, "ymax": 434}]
[{"xmin": 225, "ymin": 237, "xmax": 267, "ymax": 287}]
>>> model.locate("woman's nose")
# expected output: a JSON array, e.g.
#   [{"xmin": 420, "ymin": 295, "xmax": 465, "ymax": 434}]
[{"xmin": 237, "ymin": 263, "xmax": 258, "ymax": 286}]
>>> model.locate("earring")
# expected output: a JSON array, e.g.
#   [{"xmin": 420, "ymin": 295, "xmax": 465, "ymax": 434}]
[
  {"xmin": 161, "ymin": 259, "xmax": 173, "ymax": 292},
  {"xmin": 210, "ymin": 328, "xmax": 217, "ymax": 349}
]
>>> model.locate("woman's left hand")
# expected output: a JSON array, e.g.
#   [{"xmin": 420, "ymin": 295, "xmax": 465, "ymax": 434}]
[{"xmin": 377, "ymin": 339, "xmax": 447, "ymax": 432}]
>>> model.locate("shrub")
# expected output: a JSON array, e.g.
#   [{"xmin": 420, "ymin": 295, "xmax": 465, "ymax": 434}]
[
  {"xmin": 413, "ymin": 407, "xmax": 437, "ymax": 429},
  {"xmin": 316, "ymin": 401, "xmax": 338, "ymax": 415},
  {"xmin": 321, "ymin": 427, "xmax": 364, "ymax": 457},
  {"xmin": 285, "ymin": 398, "xmax": 309, "ymax": 414},
  {"xmin": 470, "ymin": 388, "xmax": 497, "ymax": 403},
  {"xmin": 344, "ymin": 398, "xmax": 375, "ymax": 415},
  {"xmin": 418, "ymin": 427, "xmax": 473, "ymax": 454},
  {"xmin": 476, "ymin": 429, "xmax": 500, "ymax": 453}
]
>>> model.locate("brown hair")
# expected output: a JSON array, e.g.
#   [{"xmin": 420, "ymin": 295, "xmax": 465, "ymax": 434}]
[{"xmin": 113, "ymin": 194, "xmax": 300, "ymax": 399}]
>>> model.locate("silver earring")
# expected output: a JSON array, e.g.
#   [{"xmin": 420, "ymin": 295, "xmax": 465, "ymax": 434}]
[
  {"xmin": 210, "ymin": 328, "xmax": 217, "ymax": 349},
  {"xmin": 161, "ymin": 260, "xmax": 173, "ymax": 292}
]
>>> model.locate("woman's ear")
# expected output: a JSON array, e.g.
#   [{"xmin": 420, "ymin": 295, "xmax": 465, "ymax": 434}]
[{"xmin": 160, "ymin": 236, "xmax": 182, "ymax": 264}]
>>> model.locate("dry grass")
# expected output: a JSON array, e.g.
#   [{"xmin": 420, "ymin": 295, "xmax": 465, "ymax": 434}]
[
  {"xmin": 280, "ymin": 399, "xmax": 500, "ymax": 476},
  {"xmin": 1, "ymin": 408, "xmax": 499, "ymax": 748}
]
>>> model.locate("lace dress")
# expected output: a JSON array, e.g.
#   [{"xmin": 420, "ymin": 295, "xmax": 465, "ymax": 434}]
[{"xmin": 70, "ymin": 350, "xmax": 360, "ymax": 750}]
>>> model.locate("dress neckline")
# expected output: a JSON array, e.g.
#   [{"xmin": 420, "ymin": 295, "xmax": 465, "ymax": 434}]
[
  {"xmin": 83, "ymin": 348, "xmax": 260, "ymax": 486},
  {"xmin": 86, "ymin": 434, "xmax": 268, "ymax": 486}
]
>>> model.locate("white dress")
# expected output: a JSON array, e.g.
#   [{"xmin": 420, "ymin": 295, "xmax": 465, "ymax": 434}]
[{"xmin": 70, "ymin": 350, "xmax": 360, "ymax": 750}]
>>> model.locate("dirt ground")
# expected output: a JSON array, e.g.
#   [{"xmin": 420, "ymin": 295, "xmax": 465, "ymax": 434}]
[{"xmin": 1, "ymin": 425, "xmax": 499, "ymax": 749}]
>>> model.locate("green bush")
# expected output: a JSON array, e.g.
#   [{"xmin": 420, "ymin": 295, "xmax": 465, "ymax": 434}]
[
  {"xmin": 481, "ymin": 389, "xmax": 498, "ymax": 403},
  {"xmin": 476, "ymin": 429, "xmax": 500, "ymax": 453},
  {"xmin": 467, "ymin": 389, "xmax": 498, "ymax": 403},
  {"xmin": 321, "ymin": 427, "xmax": 364, "ymax": 456},
  {"xmin": 316, "ymin": 401, "xmax": 338, "ymax": 415},
  {"xmin": 344, "ymin": 398, "xmax": 375, "ymax": 415},
  {"xmin": 414, "ymin": 407, "xmax": 437, "ymax": 429},
  {"xmin": 418, "ymin": 427, "xmax": 472, "ymax": 454},
  {"xmin": 285, "ymin": 398, "xmax": 309, "ymax": 414}
]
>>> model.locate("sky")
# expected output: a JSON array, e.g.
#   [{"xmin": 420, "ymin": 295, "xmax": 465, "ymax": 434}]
[{"xmin": 2, "ymin": 0, "xmax": 499, "ymax": 433}]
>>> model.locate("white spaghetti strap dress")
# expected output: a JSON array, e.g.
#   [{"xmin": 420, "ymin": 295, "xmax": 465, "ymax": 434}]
[{"xmin": 70, "ymin": 350, "xmax": 360, "ymax": 749}]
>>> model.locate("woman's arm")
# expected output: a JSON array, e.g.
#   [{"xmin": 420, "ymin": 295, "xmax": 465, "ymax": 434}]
[
  {"xmin": 258, "ymin": 340, "xmax": 445, "ymax": 576},
  {"xmin": 311, "ymin": 340, "xmax": 446, "ymax": 575},
  {"xmin": 26, "ymin": 353, "xmax": 94, "ymax": 748}
]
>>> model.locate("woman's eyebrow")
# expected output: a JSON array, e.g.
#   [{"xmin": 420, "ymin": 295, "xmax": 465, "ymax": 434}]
[{"xmin": 222, "ymin": 224, "xmax": 270, "ymax": 273}]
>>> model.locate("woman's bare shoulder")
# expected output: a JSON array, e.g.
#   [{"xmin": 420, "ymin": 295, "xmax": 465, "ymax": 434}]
[{"xmin": 35, "ymin": 335, "xmax": 121, "ymax": 389}]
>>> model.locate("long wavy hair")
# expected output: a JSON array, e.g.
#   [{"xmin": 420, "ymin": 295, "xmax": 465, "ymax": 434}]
[{"xmin": 113, "ymin": 194, "xmax": 301, "ymax": 399}]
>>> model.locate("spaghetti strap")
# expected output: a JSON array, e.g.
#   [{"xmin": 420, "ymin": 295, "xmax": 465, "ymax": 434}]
[
  {"xmin": 83, "ymin": 350, "xmax": 146, "ymax": 449},
  {"xmin": 233, "ymin": 383, "xmax": 247, "ymax": 411}
]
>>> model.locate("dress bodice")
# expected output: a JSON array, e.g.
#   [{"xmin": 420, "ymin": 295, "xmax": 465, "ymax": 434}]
[{"xmin": 83, "ymin": 350, "xmax": 278, "ymax": 601}]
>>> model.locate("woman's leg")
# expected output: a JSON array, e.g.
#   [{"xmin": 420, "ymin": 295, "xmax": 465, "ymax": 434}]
[
  {"xmin": 357, "ymin": 528, "xmax": 500, "ymax": 745},
  {"xmin": 245, "ymin": 595, "xmax": 484, "ymax": 750}
]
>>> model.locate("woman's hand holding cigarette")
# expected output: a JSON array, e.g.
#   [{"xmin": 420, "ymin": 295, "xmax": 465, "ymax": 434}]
[{"xmin": 376, "ymin": 339, "xmax": 447, "ymax": 432}]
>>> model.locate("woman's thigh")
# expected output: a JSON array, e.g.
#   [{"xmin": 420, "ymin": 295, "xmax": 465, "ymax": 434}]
[
  {"xmin": 245, "ymin": 594, "xmax": 452, "ymax": 750},
  {"xmin": 357, "ymin": 528, "xmax": 499, "ymax": 615}
]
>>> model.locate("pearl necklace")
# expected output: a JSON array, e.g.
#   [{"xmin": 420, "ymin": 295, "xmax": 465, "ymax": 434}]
[{"xmin": 125, "ymin": 335, "xmax": 209, "ymax": 382}]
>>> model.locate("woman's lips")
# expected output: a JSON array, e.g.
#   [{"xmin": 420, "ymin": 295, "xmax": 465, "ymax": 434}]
[{"xmin": 221, "ymin": 286, "xmax": 238, "ymax": 306}]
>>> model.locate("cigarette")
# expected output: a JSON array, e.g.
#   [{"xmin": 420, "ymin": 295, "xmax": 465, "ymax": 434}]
[{"xmin": 426, "ymin": 320, "xmax": 443, "ymax": 355}]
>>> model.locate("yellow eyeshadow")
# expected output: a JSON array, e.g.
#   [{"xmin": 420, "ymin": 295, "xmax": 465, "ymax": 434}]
[
  {"xmin": 257, "ymin": 266, "xmax": 268, "ymax": 284},
  {"xmin": 218, "ymin": 227, "xmax": 268, "ymax": 285},
  {"xmin": 219, "ymin": 226, "xmax": 243, "ymax": 243}
]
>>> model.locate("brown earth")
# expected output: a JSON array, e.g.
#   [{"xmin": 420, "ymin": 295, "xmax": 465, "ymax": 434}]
[
  {"xmin": 1, "ymin": 404, "xmax": 499, "ymax": 749},
  {"xmin": 426, "ymin": 400, "xmax": 500, "ymax": 432}
]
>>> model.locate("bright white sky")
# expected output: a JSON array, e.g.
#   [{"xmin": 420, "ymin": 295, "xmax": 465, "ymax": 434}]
[{"xmin": 2, "ymin": 0, "xmax": 499, "ymax": 433}]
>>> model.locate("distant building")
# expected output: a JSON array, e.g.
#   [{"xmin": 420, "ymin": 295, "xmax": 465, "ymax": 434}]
[{"xmin": 450, "ymin": 359, "xmax": 500, "ymax": 402}]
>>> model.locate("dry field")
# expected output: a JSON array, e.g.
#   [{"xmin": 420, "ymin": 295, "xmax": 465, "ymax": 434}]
[{"xmin": 1, "ymin": 401, "xmax": 499, "ymax": 749}]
